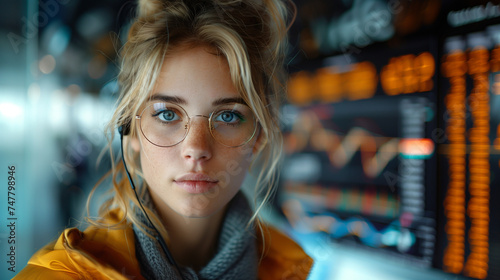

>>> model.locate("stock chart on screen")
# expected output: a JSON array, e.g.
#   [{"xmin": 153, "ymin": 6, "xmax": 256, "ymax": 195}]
[{"xmin": 278, "ymin": 1, "xmax": 500, "ymax": 279}]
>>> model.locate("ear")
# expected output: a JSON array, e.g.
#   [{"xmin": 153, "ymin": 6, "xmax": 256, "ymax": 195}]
[{"xmin": 130, "ymin": 134, "xmax": 141, "ymax": 152}]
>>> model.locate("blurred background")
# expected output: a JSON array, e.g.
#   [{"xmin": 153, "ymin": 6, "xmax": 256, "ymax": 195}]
[{"xmin": 1, "ymin": 0, "xmax": 500, "ymax": 279}]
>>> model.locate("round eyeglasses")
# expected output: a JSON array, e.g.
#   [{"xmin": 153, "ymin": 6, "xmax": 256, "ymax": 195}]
[{"xmin": 136, "ymin": 102, "xmax": 258, "ymax": 148}]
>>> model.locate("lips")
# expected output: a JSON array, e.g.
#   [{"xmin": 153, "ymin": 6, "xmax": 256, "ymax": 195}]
[
  {"xmin": 175, "ymin": 173, "xmax": 219, "ymax": 182},
  {"xmin": 174, "ymin": 173, "xmax": 219, "ymax": 194}
]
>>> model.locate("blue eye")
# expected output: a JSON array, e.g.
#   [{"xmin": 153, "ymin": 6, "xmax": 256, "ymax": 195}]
[
  {"xmin": 153, "ymin": 110, "xmax": 180, "ymax": 122},
  {"xmin": 215, "ymin": 110, "xmax": 244, "ymax": 124}
]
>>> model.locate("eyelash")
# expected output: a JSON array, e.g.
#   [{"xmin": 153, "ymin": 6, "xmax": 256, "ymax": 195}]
[
  {"xmin": 152, "ymin": 109, "xmax": 181, "ymax": 123},
  {"xmin": 215, "ymin": 110, "xmax": 245, "ymax": 125}
]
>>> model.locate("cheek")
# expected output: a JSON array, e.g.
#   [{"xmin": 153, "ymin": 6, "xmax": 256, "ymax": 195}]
[
  {"xmin": 136, "ymin": 139, "xmax": 255, "ymax": 188},
  {"xmin": 215, "ymin": 148, "xmax": 254, "ymax": 184},
  {"xmin": 139, "ymin": 145, "xmax": 177, "ymax": 182}
]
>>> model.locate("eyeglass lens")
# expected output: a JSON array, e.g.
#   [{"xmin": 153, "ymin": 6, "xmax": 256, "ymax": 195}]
[{"xmin": 137, "ymin": 102, "xmax": 257, "ymax": 147}]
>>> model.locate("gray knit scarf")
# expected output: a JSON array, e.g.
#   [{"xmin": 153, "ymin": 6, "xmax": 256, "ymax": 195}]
[{"xmin": 133, "ymin": 191, "xmax": 258, "ymax": 280}]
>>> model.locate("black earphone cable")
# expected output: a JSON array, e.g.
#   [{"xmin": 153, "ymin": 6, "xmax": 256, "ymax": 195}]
[{"xmin": 119, "ymin": 127, "xmax": 185, "ymax": 279}]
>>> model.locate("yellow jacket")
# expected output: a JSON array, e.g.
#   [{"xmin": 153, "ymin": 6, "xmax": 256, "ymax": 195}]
[{"xmin": 14, "ymin": 209, "xmax": 313, "ymax": 279}]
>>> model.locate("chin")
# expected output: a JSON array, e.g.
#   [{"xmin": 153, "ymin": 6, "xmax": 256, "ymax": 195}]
[
  {"xmin": 174, "ymin": 195, "xmax": 228, "ymax": 218},
  {"xmin": 177, "ymin": 184, "xmax": 242, "ymax": 218}
]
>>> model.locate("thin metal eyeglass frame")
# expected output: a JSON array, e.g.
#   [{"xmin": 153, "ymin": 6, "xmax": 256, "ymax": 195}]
[{"xmin": 135, "ymin": 102, "xmax": 258, "ymax": 148}]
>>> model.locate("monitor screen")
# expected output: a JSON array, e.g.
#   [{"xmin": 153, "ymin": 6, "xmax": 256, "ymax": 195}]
[{"xmin": 278, "ymin": 1, "xmax": 500, "ymax": 279}]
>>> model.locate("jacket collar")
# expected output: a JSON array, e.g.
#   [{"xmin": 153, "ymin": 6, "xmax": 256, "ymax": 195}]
[{"xmin": 26, "ymin": 207, "xmax": 313, "ymax": 280}]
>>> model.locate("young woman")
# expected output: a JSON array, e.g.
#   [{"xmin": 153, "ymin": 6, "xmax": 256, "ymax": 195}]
[{"xmin": 15, "ymin": 0, "xmax": 313, "ymax": 279}]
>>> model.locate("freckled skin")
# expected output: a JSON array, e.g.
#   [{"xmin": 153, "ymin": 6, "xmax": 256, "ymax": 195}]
[{"xmin": 131, "ymin": 46, "xmax": 260, "ymax": 218}]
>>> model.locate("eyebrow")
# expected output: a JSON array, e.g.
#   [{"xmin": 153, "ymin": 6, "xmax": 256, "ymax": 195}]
[
  {"xmin": 150, "ymin": 93, "xmax": 246, "ymax": 107},
  {"xmin": 212, "ymin": 97, "xmax": 246, "ymax": 106},
  {"xmin": 150, "ymin": 94, "xmax": 187, "ymax": 105}
]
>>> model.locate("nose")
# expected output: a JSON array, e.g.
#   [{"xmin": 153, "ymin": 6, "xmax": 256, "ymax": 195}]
[{"xmin": 181, "ymin": 116, "xmax": 213, "ymax": 162}]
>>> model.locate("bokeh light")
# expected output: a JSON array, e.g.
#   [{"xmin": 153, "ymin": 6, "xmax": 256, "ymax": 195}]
[{"xmin": 39, "ymin": 54, "xmax": 56, "ymax": 74}]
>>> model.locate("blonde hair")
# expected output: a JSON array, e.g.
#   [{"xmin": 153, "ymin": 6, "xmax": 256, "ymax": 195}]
[{"xmin": 87, "ymin": 0, "xmax": 294, "ymax": 241}]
